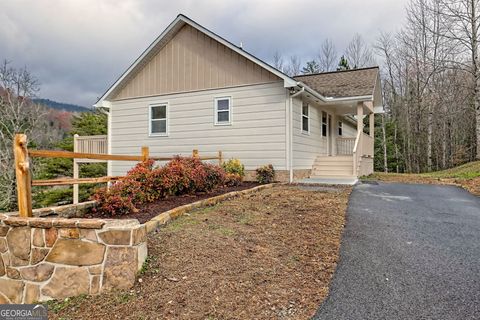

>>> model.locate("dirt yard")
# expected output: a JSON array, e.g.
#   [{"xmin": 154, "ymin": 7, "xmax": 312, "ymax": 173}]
[{"xmin": 47, "ymin": 184, "xmax": 351, "ymax": 320}]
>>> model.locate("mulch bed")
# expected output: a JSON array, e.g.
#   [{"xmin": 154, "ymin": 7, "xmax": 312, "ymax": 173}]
[
  {"xmin": 86, "ymin": 182, "xmax": 259, "ymax": 223},
  {"xmin": 47, "ymin": 185, "xmax": 351, "ymax": 320}
]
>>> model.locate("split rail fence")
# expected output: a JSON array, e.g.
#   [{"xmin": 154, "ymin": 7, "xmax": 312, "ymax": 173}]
[{"xmin": 13, "ymin": 133, "xmax": 223, "ymax": 217}]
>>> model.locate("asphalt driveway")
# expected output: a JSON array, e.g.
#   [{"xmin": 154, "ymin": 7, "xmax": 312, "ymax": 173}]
[{"xmin": 314, "ymin": 182, "xmax": 480, "ymax": 320}]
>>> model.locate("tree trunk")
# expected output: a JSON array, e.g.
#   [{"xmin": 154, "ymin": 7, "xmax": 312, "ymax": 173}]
[{"xmin": 382, "ymin": 113, "xmax": 388, "ymax": 172}]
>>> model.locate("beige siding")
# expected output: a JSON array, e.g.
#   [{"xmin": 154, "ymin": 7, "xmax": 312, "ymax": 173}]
[
  {"xmin": 110, "ymin": 82, "xmax": 287, "ymax": 176},
  {"xmin": 341, "ymin": 119, "xmax": 357, "ymax": 137},
  {"xmin": 112, "ymin": 24, "xmax": 280, "ymax": 100},
  {"xmin": 292, "ymin": 97, "xmax": 328, "ymax": 169}
]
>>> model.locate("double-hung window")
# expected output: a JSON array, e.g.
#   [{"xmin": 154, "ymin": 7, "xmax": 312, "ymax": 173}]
[
  {"xmin": 338, "ymin": 121, "xmax": 343, "ymax": 136},
  {"xmin": 149, "ymin": 104, "xmax": 167, "ymax": 136},
  {"xmin": 302, "ymin": 103, "xmax": 310, "ymax": 133},
  {"xmin": 215, "ymin": 97, "xmax": 231, "ymax": 125},
  {"xmin": 322, "ymin": 111, "xmax": 328, "ymax": 137}
]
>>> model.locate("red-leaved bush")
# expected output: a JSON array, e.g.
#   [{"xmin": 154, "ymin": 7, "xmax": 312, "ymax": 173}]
[{"xmin": 90, "ymin": 156, "xmax": 228, "ymax": 217}]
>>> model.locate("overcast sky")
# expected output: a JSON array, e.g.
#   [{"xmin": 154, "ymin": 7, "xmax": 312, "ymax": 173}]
[{"xmin": 0, "ymin": 0, "xmax": 409, "ymax": 107}]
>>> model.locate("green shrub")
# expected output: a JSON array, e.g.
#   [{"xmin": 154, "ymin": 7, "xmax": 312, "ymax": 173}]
[
  {"xmin": 222, "ymin": 159, "xmax": 245, "ymax": 178},
  {"xmin": 225, "ymin": 173, "xmax": 243, "ymax": 186},
  {"xmin": 256, "ymin": 164, "xmax": 275, "ymax": 184}
]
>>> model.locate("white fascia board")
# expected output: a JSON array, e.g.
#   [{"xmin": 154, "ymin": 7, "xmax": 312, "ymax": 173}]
[
  {"xmin": 374, "ymin": 106, "xmax": 385, "ymax": 114},
  {"xmin": 295, "ymin": 81, "xmax": 373, "ymax": 104}
]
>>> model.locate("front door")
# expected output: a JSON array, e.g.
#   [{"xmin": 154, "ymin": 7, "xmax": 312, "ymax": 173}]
[{"xmin": 328, "ymin": 114, "xmax": 333, "ymax": 155}]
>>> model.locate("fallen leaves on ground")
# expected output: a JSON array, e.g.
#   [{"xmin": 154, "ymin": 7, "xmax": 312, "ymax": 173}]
[
  {"xmin": 369, "ymin": 173, "xmax": 480, "ymax": 196},
  {"xmin": 48, "ymin": 185, "xmax": 351, "ymax": 320}
]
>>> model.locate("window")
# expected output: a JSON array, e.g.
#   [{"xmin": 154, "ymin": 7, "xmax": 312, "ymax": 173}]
[
  {"xmin": 302, "ymin": 103, "xmax": 309, "ymax": 133},
  {"xmin": 322, "ymin": 111, "xmax": 327, "ymax": 137},
  {"xmin": 338, "ymin": 121, "xmax": 343, "ymax": 136},
  {"xmin": 149, "ymin": 104, "xmax": 167, "ymax": 136},
  {"xmin": 215, "ymin": 97, "xmax": 231, "ymax": 125}
]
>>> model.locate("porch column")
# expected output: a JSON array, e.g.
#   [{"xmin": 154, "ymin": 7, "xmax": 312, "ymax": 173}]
[
  {"xmin": 369, "ymin": 113, "xmax": 374, "ymax": 137},
  {"xmin": 357, "ymin": 102, "xmax": 363, "ymax": 134}
]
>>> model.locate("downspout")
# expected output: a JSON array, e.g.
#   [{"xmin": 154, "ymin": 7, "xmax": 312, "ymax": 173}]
[{"xmin": 288, "ymin": 87, "xmax": 305, "ymax": 183}]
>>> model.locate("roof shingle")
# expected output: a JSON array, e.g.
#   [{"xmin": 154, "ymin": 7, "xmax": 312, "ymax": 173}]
[{"xmin": 293, "ymin": 67, "xmax": 379, "ymax": 98}]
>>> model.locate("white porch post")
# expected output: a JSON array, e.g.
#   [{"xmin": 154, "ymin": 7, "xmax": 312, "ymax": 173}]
[{"xmin": 357, "ymin": 102, "xmax": 363, "ymax": 134}]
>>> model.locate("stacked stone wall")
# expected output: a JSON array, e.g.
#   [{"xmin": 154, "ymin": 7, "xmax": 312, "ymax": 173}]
[{"xmin": 0, "ymin": 215, "xmax": 147, "ymax": 303}]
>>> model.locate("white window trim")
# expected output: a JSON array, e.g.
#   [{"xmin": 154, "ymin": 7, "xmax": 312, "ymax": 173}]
[
  {"xmin": 301, "ymin": 104, "xmax": 310, "ymax": 135},
  {"xmin": 338, "ymin": 121, "xmax": 343, "ymax": 136},
  {"xmin": 149, "ymin": 103, "xmax": 169, "ymax": 137},
  {"xmin": 214, "ymin": 96, "xmax": 232, "ymax": 126}
]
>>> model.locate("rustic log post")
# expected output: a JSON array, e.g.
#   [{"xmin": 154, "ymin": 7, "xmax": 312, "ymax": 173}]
[
  {"xmin": 218, "ymin": 151, "xmax": 223, "ymax": 165},
  {"xmin": 14, "ymin": 134, "xmax": 32, "ymax": 217},
  {"xmin": 192, "ymin": 149, "xmax": 199, "ymax": 158},
  {"xmin": 141, "ymin": 146, "xmax": 149, "ymax": 162}
]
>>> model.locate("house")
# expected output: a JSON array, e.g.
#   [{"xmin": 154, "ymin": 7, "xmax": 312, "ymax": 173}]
[{"xmin": 94, "ymin": 14, "xmax": 382, "ymax": 183}]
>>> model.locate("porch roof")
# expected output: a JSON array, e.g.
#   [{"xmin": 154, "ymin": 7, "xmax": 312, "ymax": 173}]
[{"xmin": 293, "ymin": 67, "xmax": 380, "ymax": 99}]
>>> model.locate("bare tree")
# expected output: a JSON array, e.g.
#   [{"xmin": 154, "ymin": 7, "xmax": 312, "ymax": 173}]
[
  {"xmin": 272, "ymin": 51, "xmax": 284, "ymax": 72},
  {"xmin": 318, "ymin": 38, "xmax": 337, "ymax": 72},
  {"xmin": 284, "ymin": 55, "xmax": 302, "ymax": 76},
  {"xmin": 0, "ymin": 60, "xmax": 43, "ymax": 210},
  {"xmin": 345, "ymin": 33, "xmax": 376, "ymax": 68},
  {"xmin": 433, "ymin": 0, "xmax": 480, "ymax": 158}
]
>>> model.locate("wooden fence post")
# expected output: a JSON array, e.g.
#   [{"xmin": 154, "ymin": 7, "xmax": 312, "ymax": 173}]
[
  {"xmin": 14, "ymin": 134, "xmax": 32, "ymax": 217},
  {"xmin": 192, "ymin": 149, "xmax": 199, "ymax": 158},
  {"xmin": 73, "ymin": 134, "xmax": 79, "ymax": 204},
  {"xmin": 218, "ymin": 151, "xmax": 223, "ymax": 165},
  {"xmin": 141, "ymin": 146, "xmax": 149, "ymax": 162}
]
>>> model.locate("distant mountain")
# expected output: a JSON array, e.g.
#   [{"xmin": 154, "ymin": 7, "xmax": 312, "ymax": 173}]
[{"xmin": 33, "ymin": 98, "xmax": 91, "ymax": 113}]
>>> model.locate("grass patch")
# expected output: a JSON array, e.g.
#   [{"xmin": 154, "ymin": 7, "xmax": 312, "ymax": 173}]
[
  {"xmin": 235, "ymin": 212, "xmax": 255, "ymax": 225},
  {"xmin": 44, "ymin": 294, "xmax": 89, "ymax": 313},
  {"xmin": 207, "ymin": 224, "xmax": 236, "ymax": 237},
  {"xmin": 164, "ymin": 216, "xmax": 199, "ymax": 232},
  {"xmin": 115, "ymin": 292, "xmax": 136, "ymax": 304}
]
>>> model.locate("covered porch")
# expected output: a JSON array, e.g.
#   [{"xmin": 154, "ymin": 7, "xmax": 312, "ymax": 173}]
[
  {"xmin": 312, "ymin": 101, "xmax": 375, "ymax": 179},
  {"xmin": 292, "ymin": 67, "xmax": 381, "ymax": 182}
]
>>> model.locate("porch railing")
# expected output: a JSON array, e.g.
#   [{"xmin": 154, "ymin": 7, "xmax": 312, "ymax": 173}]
[
  {"xmin": 336, "ymin": 137, "xmax": 356, "ymax": 155},
  {"xmin": 353, "ymin": 132, "xmax": 374, "ymax": 176},
  {"xmin": 74, "ymin": 134, "xmax": 108, "ymax": 162},
  {"xmin": 362, "ymin": 133, "xmax": 374, "ymax": 157}
]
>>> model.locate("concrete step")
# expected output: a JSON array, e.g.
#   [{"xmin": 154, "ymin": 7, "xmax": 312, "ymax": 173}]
[
  {"xmin": 298, "ymin": 177, "xmax": 358, "ymax": 185},
  {"xmin": 312, "ymin": 163, "xmax": 353, "ymax": 170},
  {"xmin": 312, "ymin": 170, "xmax": 354, "ymax": 176},
  {"xmin": 315, "ymin": 156, "xmax": 353, "ymax": 161},
  {"xmin": 314, "ymin": 157, "xmax": 353, "ymax": 164}
]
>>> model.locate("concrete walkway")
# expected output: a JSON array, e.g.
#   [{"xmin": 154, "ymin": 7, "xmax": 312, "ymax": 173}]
[{"xmin": 313, "ymin": 182, "xmax": 480, "ymax": 320}]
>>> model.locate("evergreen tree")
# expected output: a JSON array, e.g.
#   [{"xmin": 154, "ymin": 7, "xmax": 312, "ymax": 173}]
[
  {"xmin": 33, "ymin": 111, "xmax": 108, "ymax": 207},
  {"xmin": 301, "ymin": 60, "xmax": 321, "ymax": 74},
  {"xmin": 337, "ymin": 55, "xmax": 351, "ymax": 71}
]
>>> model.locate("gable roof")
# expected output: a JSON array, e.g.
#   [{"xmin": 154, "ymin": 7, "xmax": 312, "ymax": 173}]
[
  {"xmin": 293, "ymin": 67, "xmax": 379, "ymax": 99},
  {"xmin": 94, "ymin": 14, "xmax": 381, "ymax": 108},
  {"xmin": 94, "ymin": 14, "xmax": 296, "ymax": 107}
]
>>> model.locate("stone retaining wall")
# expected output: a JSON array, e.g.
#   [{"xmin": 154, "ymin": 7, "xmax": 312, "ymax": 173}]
[{"xmin": 0, "ymin": 215, "xmax": 147, "ymax": 304}]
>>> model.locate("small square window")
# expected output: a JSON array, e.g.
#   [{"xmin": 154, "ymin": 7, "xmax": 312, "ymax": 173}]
[
  {"xmin": 150, "ymin": 104, "xmax": 167, "ymax": 135},
  {"xmin": 215, "ymin": 97, "xmax": 231, "ymax": 125}
]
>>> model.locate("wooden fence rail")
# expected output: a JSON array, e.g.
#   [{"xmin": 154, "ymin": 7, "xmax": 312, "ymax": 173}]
[{"xmin": 14, "ymin": 133, "xmax": 223, "ymax": 217}]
